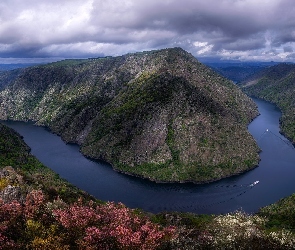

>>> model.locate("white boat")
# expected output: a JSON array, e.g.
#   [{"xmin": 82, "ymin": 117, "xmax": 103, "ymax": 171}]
[{"xmin": 250, "ymin": 181, "xmax": 259, "ymax": 187}]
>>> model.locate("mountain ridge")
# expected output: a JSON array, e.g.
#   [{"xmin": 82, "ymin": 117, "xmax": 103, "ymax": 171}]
[{"xmin": 0, "ymin": 47, "xmax": 259, "ymax": 183}]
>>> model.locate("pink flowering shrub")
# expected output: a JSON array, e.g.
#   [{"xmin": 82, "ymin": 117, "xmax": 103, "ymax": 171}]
[
  {"xmin": 82, "ymin": 202, "xmax": 175, "ymax": 249},
  {"xmin": 0, "ymin": 190, "xmax": 175, "ymax": 249},
  {"xmin": 54, "ymin": 201, "xmax": 175, "ymax": 249},
  {"xmin": 0, "ymin": 199, "xmax": 23, "ymax": 249},
  {"xmin": 2, "ymin": 188, "xmax": 295, "ymax": 249},
  {"xmin": 53, "ymin": 200, "xmax": 101, "ymax": 230},
  {"xmin": 24, "ymin": 190, "xmax": 45, "ymax": 220},
  {"xmin": 0, "ymin": 232, "xmax": 18, "ymax": 250}
]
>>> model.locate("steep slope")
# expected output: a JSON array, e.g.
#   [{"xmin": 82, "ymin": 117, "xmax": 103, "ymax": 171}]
[
  {"xmin": 0, "ymin": 48, "xmax": 259, "ymax": 183},
  {"xmin": 241, "ymin": 63, "xmax": 295, "ymax": 144},
  {"xmin": 0, "ymin": 68, "xmax": 25, "ymax": 90}
]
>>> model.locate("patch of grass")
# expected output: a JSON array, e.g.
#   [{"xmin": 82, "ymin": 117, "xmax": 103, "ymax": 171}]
[{"xmin": 151, "ymin": 212, "xmax": 214, "ymax": 228}]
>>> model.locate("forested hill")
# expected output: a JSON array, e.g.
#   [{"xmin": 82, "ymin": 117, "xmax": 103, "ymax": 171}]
[
  {"xmin": 241, "ymin": 63, "xmax": 295, "ymax": 144},
  {"xmin": 0, "ymin": 47, "xmax": 259, "ymax": 183}
]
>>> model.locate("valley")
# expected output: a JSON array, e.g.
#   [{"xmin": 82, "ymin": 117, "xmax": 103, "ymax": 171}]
[{"xmin": 241, "ymin": 63, "xmax": 295, "ymax": 144}]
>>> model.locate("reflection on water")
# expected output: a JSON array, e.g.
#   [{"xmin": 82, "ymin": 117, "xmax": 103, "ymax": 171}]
[{"xmin": 2, "ymin": 98, "xmax": 295, "ymax": 214}]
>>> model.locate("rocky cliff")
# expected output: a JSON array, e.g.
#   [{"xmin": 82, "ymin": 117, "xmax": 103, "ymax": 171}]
[{"xmin": 0, "ymin": 48, "xmax": 259, "ymax": 182}]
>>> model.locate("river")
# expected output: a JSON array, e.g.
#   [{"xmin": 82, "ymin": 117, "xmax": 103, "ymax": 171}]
[{"xmin": 2, "ymin": 98, "xmax": 295, "ymax": 214}]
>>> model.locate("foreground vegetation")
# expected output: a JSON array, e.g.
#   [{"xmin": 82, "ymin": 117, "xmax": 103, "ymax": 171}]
[
  {"xmin": 0, "ymin": 123, "xmax": 175, "ymax": 249},
  {"xmin": 1, "ymin": 123, "xmax": 295, "ymax": 249}
]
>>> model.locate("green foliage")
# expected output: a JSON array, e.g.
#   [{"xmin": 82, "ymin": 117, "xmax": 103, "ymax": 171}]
[
  {"xmin": 115, "ymin": 161, "xmax": 174, "ymax": 181},
  {"xmin": 259, "ymin": 194, "xmax": 295, "ymax": 231},
  {"xmin": 102, "ymin": 72, "xmax": 176, "ymax": 119},
  {"xmin": 166, "ymin": 123, "xmax": 180, "ymax": 166},
  {"xmin": 44, "ymin": 59, "xmax": 90, "ymax": 67},
  {"xmin": 115, "ymin": 160, "xmax": 244, "ymax": 183},
  {"xmin": 0, "ymin": 123, "xmax": 43, "ymax": 171},
  {"xmin": 0, "ymin": 123, "xmax": 94, "ymax": 204},
  {"xmin": 151, "ymin": 212, "xmax": 214, "ymax": 229}
]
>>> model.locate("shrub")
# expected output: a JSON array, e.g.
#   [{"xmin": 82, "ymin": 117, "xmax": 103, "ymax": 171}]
[{"xmin": 0, "ymin": 191, "xmax": 175, "ymax": 249}]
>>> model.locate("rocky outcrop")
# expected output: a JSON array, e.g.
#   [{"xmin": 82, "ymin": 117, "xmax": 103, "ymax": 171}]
[
  {"xmin": 0, "ymin": 166, "xmax": 24, "ymax": 203},
  {"xmin": 0, "ymin": 48, "xmax": 259, "ymax": 182}
]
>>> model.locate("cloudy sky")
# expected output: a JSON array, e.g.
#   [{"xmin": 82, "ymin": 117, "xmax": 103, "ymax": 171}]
[{"xmin": 1, "ymin": 0, "xmax": 295, "ymax": 63}]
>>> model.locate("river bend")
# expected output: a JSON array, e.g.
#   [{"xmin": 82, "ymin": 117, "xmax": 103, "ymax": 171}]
[{"xmin": 2, "ymin": 98, "xmax": 295, "ymax": 214}]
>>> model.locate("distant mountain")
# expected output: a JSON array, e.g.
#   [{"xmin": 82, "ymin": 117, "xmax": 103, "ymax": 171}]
[
  {"xmin": 206, "ymin": 61, "xmax": 279, "ymax": 83},
  {"xmin": 241, "ymin": 63, "xmax": 295, "ymax": 144},
  {"xmin": 0, "ymin": 68, "xmax": 25, "ymax": 90},
  {"xmin": 0, "ymin": 63, "xmax": 38, "ymax": 72},
  {"xmin": 0, "ymin": 48, "xmax": 259, "ymax": 183},
  {"xmin": 0, "ymin": 64, "xmax": 40, "ymax": 90}
]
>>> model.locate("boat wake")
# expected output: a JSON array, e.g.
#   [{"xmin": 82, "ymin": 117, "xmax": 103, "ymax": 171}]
[{"xmin": 146, "ymin": 180, "xmax": 261, "ymax": 213}]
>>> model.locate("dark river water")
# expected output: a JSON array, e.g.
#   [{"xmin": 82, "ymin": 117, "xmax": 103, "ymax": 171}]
[{"xmin": 2, "ymin": 98, "xmax": 295, "ymax": 214}]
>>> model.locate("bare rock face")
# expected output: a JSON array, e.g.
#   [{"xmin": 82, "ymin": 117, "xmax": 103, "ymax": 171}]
[
  {"xmin": 0, "ymin": 166, "xmax": 24, "ymax": 203},
  {"xmin": 0, "ymin": 185, "xmax": 23, "ymax": 203},
  {"xmin": 0, "ymin": 48, "xmax": 259, "ymax": 183}
]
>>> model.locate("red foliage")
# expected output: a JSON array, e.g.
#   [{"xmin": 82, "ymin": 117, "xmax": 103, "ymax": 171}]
[
  {"xmin": 0, "ymin": 232, "xmax": 17, "ymax": 250},
  {"xmin": 54, "ymin": 201, "xmax": 175, "ymax": 249},
  {"xmin": 53, "ymin": 202, "xmax": 101, "ymax": 229},
  {"xmin": 0, "ymin": 199, "xmax": 23, "ymax": 249},
  {"xmin": 0, "ymin": 199, "xmax": 23, "ymax": 222},
  {"xmin": 24, "ymin": 190, "xmax": 45, "ymax": 219},
  {"xmin": 0, "ymin": 190, "xmax": 175, "ymax": 249}
]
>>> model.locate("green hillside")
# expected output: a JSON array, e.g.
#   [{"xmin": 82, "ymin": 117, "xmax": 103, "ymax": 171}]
[
  {"xmin": 0, "ymin": 48, "xmax": 259, "ymax": 183},
  {"xmin": 241, "ymin": 63, "xmax": 295, "ymax": 143}
]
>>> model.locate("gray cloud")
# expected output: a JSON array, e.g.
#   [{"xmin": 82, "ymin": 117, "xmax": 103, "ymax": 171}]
[
  {"xmin": 0, "ymin": 0, "xmax": 295, "ymax": 62},
  {"xmin": 287, "ymin": 53, "xmax": 295, "ymax": 59},
  {"xmin": 284, "ymin": 46, "xmax": 293, "ymax": 53}
]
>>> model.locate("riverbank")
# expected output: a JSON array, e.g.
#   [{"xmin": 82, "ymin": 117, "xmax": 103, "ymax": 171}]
[
  {"xmin": 1, "ymin": 98, "xmax": 295, "ymax": 215},
  {"xmin": 1, "ymin": 121, "xmax": 295, "ymax": 249}
]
